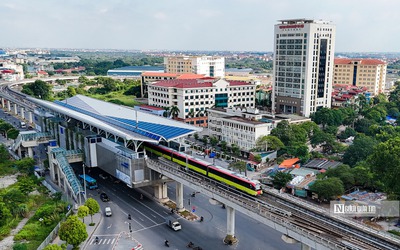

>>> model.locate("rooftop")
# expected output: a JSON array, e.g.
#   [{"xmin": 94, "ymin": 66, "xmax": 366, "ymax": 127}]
[
  {"xmin": 334, "ymin": 58, "xmax": 386, "ymax": 66},
  {"xmin": 152, "ymin": 79, "xmax": 214, "ymax": 88},
  {"xmin": 303, "ymin": 159, "xmax": 342, "ymax": 170},
  {"xmin": 28, "ymin": 95, "xmax": 201, "ymax": 142}
]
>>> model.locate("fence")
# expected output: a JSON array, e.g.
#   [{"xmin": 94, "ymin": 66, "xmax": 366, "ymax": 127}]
[
  {"xmin": 36, "ymin": 209, "xmax": 72, "ymax": 250},
  {"xmin": 34, "ymin": 172, "xmax": 74, "ymax": 249}
]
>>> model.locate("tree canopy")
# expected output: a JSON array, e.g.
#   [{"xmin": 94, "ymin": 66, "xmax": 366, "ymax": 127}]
[
  {"xmin": 59, "ymin": 215, "xmax": 87, "ymax": 249},
  {"xmin": 84, "ymin": 198, "xmax": 100, "ymax": 224},
  {"xmin": 21, "ymin": 80, "xmax": 52, "ymax": 100},
  {"xmin": 310, "ymin": 177, "xmax": 344, "ymax": 201},
  {"xmin": 272, "ymin": 171, "xmax": 293, "ymax": 189},
  {"xmin": 368, "ymin": 137, "xmax": 400, "ymax": 198}
]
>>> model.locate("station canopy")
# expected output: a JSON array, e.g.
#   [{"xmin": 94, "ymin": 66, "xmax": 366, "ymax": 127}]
[{"xmin": 31, "ymin": 95, "xmax": 201, "ymax": 142}]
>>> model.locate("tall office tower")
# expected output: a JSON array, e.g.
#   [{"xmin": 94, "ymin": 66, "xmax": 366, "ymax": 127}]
[
  {"xmin": 164, "ymin": 55, "xmax": 225, "ymax": 77},
  {"xmin": 272, "ymin": 19, "xmax": 336, "ymax": 117}
]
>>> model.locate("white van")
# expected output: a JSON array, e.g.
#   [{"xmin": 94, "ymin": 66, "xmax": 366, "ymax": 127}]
[
  {"xmin": 105, "ymin": 207, "xmax": 112, "ymax": 217},
  {"xmin": 20, "ymin": 121, "xmax": 26, "ymax": 129}
]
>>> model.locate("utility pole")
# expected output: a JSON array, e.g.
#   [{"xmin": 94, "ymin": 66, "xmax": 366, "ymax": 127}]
[{"xmin": 82, "ymin": 163, "xmax": 87, "ymax": 200}]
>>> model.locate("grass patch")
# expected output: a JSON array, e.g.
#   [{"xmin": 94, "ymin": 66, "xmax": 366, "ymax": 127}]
[{"xmin": 388, "ymin": 230, "xmax": 400, "ymax": 236}]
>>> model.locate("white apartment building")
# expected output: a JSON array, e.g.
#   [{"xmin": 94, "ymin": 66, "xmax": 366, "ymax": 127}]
[
  {"xmin": 208, "ymin": 107, "xmax": 278, "ymax": 151},
  {"xmin": 148, "ymin": 78, "xmax": 255, "ymax": 127},
  {"xmin": 164, "ymin": 56, "xmax": 225, "ymax": 78},
  {"xmin": 272, "ymin": 19, "xmax": 336, "ymax": 117},
  {"xmin": 333, "ymin": 58, "xmax": 387, "ymax": 95}
]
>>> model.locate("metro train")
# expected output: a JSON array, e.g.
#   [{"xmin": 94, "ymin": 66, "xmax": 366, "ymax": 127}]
[{"xmin": 144, "ymin": 142, "xmax": 262, "ymax": 196}]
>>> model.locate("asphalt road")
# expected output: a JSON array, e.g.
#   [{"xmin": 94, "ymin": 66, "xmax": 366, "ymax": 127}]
[{"xmin": 83, "ymin": 167, "xmax": 300, "ymax": 250}]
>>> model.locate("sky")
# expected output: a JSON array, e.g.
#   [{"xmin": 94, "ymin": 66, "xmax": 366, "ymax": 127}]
[{"xmin": 0, "ymin": 0, "xmax": 399, "ymax": 52}]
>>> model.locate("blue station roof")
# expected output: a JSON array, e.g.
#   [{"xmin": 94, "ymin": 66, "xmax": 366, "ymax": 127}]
[{"xmin": 31, "ymin": 94, "xmax": 201, "ymax": 142}]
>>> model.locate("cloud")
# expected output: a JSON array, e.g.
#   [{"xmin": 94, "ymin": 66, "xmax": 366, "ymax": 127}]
[
  {"xmin": 153, "ymin": 12, "xmax": 167, "ymax": 20},
  {"xmin": 197, "ymin": 9, "xmax": 221, "ymax": 18}
]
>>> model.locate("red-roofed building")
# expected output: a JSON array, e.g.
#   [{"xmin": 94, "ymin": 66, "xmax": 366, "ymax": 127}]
[
  {"xmin": 331, "ymin": 84, "xmax": 370, "ymax": 108},
  {"xmin": 37, "ymin": 70, "xmax": 49, "ymax": 78},
  {"xmin": 140, "ymin": 72, "xmax": 206, "ymax": 97},
  {"xmin": 148, "ymin": 78, "xmax": 256, "ymax": 127},
  {"xmin": 333, "ymin": 58, "xmax": 387, "ymax": 95}
]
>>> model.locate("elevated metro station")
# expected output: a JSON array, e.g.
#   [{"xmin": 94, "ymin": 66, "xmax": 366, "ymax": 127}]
[{"xmin": 24, "ymin": 94, "xmax": 202, "ymax": 203}]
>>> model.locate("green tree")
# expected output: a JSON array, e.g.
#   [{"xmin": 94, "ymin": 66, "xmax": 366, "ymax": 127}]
[
  {"xmin": 202, "ymin": 135, "xmax": 208, "ymax": 146},
  {"xmin": 388, "ymin": 107, "xmax": 400, "ymax": 118},
  {"xmin": 210, "ymin": 136, "xmax": 218, "ymax": 147},
  {"xmin": 310, "ymin": 177, "xmax": 345, "ymax": 201},
  {"xmin": 342, "ymin": 135, "xmax": 377, "ymax": 167},
  {"xmin": 354, "ymin": 118, "xmax": 375, "ymax": 133},
  {"xmin": 312, "ymin": 107, "xmax": 334, "ymax": 128},
  {"xmin": 272, "ymin": 171, "xmax": 293, "ymax": 189},
  {"xmin": 84, "ymin": 198, "xmax": 100, "ymax": 224},
  {"xmin": 0, "ymin": 144, "xmax": 9, "ymax": 163},
  {"xmin": 286, "ymin": 143, "xmax": 310, "ymax": 163},
  {"xmin": 220, "ymin": 141, "xmax": 227, "ymax": 152},
  {"xmin": 311, "ymin": 130, "xmax": 340, "ymax": 154},
  {"xmin": 170, "ymin": 105, "xmax": 180, "ymax": 118},
  {"xmin": 21, "ymin": 80, "xmax": 52, "ymax": 100},
  {"xmin": 77, "ymin": 205, "xmax": 89, "ymax": 223},
  {"xmin": 43, "ymin": 244, "xmax": 63, "ymax": 250},
  {"xmin": 193, "ymin": 133, "xmax": 199, "ymax": 141},
  {"xmin": 368, "ymin": 137, "xmax": 400, "ymax": 197},
  {"xmin": 299, "ymin": 121, "xmax": 320, "ymax": 139},
  {"xmin": 3, "ymin": 188, "xmax": 27, "ymax": 207},
  {"xmin": 352, "ymin": 162, "xmax": 375, "ymax": 189},
  {"xmin": 14, "ymin": 157, "xmax": 35, "ymax": 175},
  {"xmin": 59, "ymin": 215, "xmax": 87, "ymax": 250},
  {"xmin": 78, "ymin": 76, "xmax": 89, "ymax": 84},
  {"xmin": 229, "ymin": 161, "xmax": 246, "ymax": 174},
  {"xmin": 66, "ymin": 86, "xmax": 77, "ymax": 97},
  {"xmin": 231, "ymin": 144, "xmax": 240, "ymax": 157},
  {"xmin": 254, "ymin": 154, "xmax": 262, "ymax": 163},
  {"xmin": 271, "ymin": 120, "xmax": 292, "ymax": 145},
  {"xmin": 0, "ymin": 202, "xmax": 12, "ymax": 227},
  {"xmin": 163, "ymin": 106, "xmax": 170, "ymax": 118},
  {"xmin": 338, "ymin": 127, "xmax": 357, "ymax": 141},
  {"xmin": 255, "ymin": 135, "xmax": 284, "ymax": 151},
  {"xmin": 322, "ymin": 164, "xmax": 355, "ymax": 191}
]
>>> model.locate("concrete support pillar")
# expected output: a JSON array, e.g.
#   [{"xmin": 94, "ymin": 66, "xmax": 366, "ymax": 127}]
[
  {"xmin": 28, "ymin": 112, "xmax": 33, "ymax": 124},
  {"xmin": 154, "ymin": 183, "xmax": 169, "ymax": 202},
  {"xmin": 63, "ymin": 177, "xmax": 67, "ymax": 192},
  {"xmin": 20, "ymin": 107, "xmax": 25, "ymax": 120},
  {"xmin": 17, "ymin": 146, "xmax": 22, "ymax": 158},
  {"xmin": 175, "ymin": 182, "xmax": 184, "ymax": 211},
  {"xmin": 224, "ymin": 205, "xmax": 238, "ymax": 245},
  {"xmin": 57, "ymin": 167, "xmax": 61, "ymax": 187},
  {"xmin": 27, "ymin": 147, "xmax": 33, "ymax": 158},
  {"xmin": 227, "ymin": 206, "xmax": 235, "ymax": 236},
  {"xmin": 7, "ymin": 101, "xmax": 11, "ymax": 112},
  {"xmin": 50, "ymin": 162, "xmax": 56, "ymax": 182},
  {"xmin": 162, "ymin": 182, "xmax": 168, "ymax": 199},
  {"xmin": 13, "ymin": 104, "xmax": 18, "ymax": 115},
  {"xmin": 1, "ymin": 98, "xmax": 4, "ymax": 108},
  {"xmin": 301, "ymin": 243, "xmax": 311, "ymax": 250}
]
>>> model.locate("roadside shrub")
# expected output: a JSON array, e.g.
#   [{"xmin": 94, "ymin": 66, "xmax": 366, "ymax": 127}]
[{"xmin": 12, "ymin": 242, "xmax": 28, "ymax": 250}]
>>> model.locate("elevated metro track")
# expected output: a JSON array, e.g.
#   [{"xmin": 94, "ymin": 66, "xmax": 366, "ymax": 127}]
[{"xmin": 148, "ymin": 157, "xmax": 400, "ymax": 250}]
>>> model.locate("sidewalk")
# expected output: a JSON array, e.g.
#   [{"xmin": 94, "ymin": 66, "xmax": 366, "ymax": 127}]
[{"xmin": 51, "ymin": 212, "xmax": 102, "ymax": 249}]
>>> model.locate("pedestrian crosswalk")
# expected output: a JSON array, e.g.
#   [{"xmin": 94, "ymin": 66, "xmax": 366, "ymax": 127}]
[{"xmin": 89, "ymin": 236, "xmax": 116, "ymax": 245}]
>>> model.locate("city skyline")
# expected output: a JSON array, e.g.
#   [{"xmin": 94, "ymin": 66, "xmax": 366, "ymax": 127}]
[{"xmin": 0, "ymin": 0, "xmax": 399, "ymax": 52}]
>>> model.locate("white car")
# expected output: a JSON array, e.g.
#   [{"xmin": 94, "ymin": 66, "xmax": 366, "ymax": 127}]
[
  {"xmin": 196, "ymin": 152, "xmax": 205, "ymax": 156},
  {"xmin": 105, "ymin": 207, "xmax": 112, "ymax": 217}
]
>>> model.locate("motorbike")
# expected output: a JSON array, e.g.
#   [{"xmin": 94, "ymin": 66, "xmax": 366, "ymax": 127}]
[
  {"xmin": 187, "ymin": 242, "xmax": 194, "ymax": 248},
  {"xmin": 165, "ymin": 240, "xmax": 170, "ymax": 247}
]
